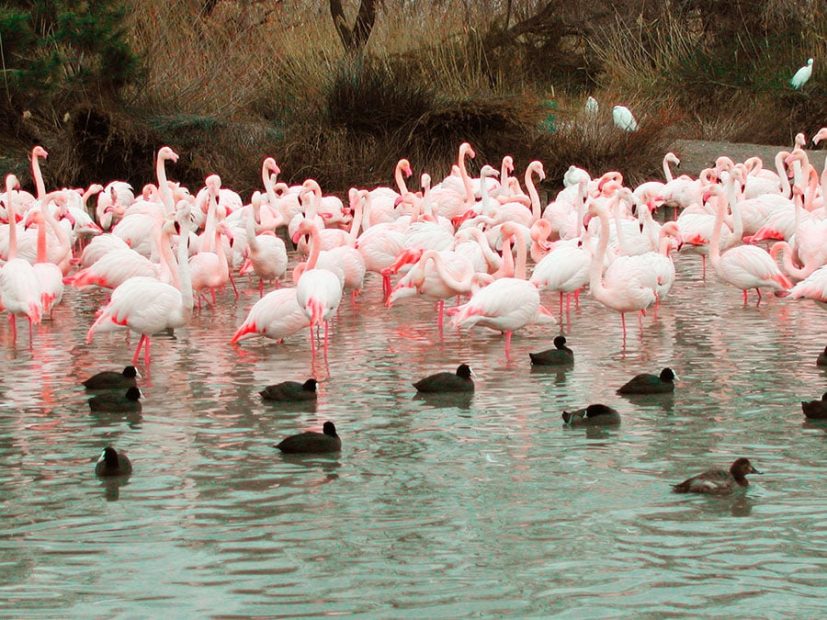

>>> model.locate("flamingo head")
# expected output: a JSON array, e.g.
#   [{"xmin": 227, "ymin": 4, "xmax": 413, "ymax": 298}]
[
  {"xmin": 812, "ymin": 128, "xmax": 827, "ymax": 146},
  {"xmin": 32, "ymin": 146, "xmax": 48, "ymax": 159},
  {"xmin": 5, "ymin": 174, "xmax": 20, "ymax": 192},
  {"xmin": 794, "ymin": 133, "xmax": 806, "ymax": 149},
  {"xmin": 291, "ymin": 219, "xmax": 316, "ymax": 244},
  {"xmin": 529, "ymin": 160, "xmax": 545, "ymax": 181},
  {"xmin": 158, "ymin": 146, "xmax": 179, "ymax": 163},
  {"xmin": 460, "ymin": 142, "xmax": 476, "ymax": 160},
  {"xmin": 420, "ymin": 173, "xmax": 431, "ymax": 191},
  {"xmin": 263, "ymin": 157, "xmax": 280, "ymax": 176},
  {"xmin": 665, "ymin": 152, "xmax": 680, "ymax": 166},
  {"xmin": 399, "ymin": 159, "xmax": 413, "ymax": 178},
  {"xmin": 714, "ymin": 156, "xmax": 735, "ymax": 172},
  {"xmin": 302, "ymin": 179, "xmax": 321, "ymax": 195}
]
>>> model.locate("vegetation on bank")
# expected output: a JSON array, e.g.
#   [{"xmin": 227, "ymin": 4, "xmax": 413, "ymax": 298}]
[{"xmin": 1, "ymin": 0, "xmax": 824, "ymax": 195}]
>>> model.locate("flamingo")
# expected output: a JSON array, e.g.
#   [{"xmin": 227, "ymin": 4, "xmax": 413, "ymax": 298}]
[
  {"xmin": 707, "ymin": 185, "xmax": 792, "ymax": 303},
  {"xmin": 586, "ymin": 200, "xmax": 656, "ymax": 341},
  {"xmin": 1, "ymin": 174, "xmax": 43, "ymax": 343},
  {"xmin": 240, "ymin": 191, "xmax": 287, "ymax": 296},
  {"xmin": 86, "ymin": 202, "xmax": 195, "ymax": 368},
  {"xmin": 31, "ymin": 194, "xmax": 67, "ymax": 316},
  {"xmin": 449, "ymin": 223, "xmax": 555, "ymax": 360},
  {"xmin": 230, "ymin": 288, "xmax": 310, "ymax": 344},
  {"xmin": 292, "ymin": 220, "xmax": 344, "ymax": 356}
]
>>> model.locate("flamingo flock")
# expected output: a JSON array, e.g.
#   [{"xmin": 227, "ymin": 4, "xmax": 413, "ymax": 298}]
[{"xmin": 1, "ymin": 131, "xmax": 826, "ymax": 369}]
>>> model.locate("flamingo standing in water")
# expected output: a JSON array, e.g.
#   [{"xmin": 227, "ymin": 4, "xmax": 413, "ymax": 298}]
[
  {"xmin": 1, "ymin": 174, "xmax": 42, "ymax": 343},
  {"xmin": 86, "ymin": 202, "xmax": 195, "ymax": 368},
  {"xmin": 450, "ymin": 222, "xmax": 555, "ymax": 361},
  {"xmin": 587, "ymin": 200, "xmax": 656, "ymax": 341},
  {"xmin": 707, "ymin": 185, "xmax": 792, "ymax": 303},
  {"xmin": 292, "ymin": 220, "xmax": 343, "ymax": 357},
  {"xmin": 230, "ymin": 288, "xmax": 309, "ymax": 344}
]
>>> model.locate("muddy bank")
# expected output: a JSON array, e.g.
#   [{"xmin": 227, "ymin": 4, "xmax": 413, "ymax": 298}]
[{"xmin": 670, "ymin": 139, "xmax": 826, "ymax": 176}]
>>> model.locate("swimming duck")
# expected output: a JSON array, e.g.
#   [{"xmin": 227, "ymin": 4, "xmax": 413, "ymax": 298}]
[
  {"xmin": 617, "ymin": 367, "xmax": 676, "ymax": 395},
  {"xmin": 82, "ymin": 366, "xmax": 139, "ymax": 390},
  {"xmin": 529, "ymin": 335, "xmax": 574, "ymax": 366},
  {"xmin": 88, "ymin": 387, "xmax": 142, "ymax": 413},
  {"xmin": 672, "ymin": 458, "xmax": 760, "ymax": 495},
  {"xmin": 275, "ymin": 421, "xmax": 341, "ymax": 454},
  {"xmin": 818, "ymin": 347, "xmax": 827, "ymax": 367},
  {"xmin": 95, "ymin": 447, "xmax": 133, "ymax": 477},
  {"xmin": 802, "ymin": 393, "xmax": 827, "ymax": 419},
  {"xmin": 562, "ymin": 403, "xmax": 620, "ymax": 426},
  {"xmin": 413, "ymin": 364, "xmax": 474, "ymax": 393},
  {"xmin": 260, "ymin": 378, "xmax": 318, "ymax": 401}
]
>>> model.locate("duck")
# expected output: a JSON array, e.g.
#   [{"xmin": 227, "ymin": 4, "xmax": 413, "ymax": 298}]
[
  {"xmin": 413, "ymin": 363, "xmax": 474, "ymax": 393},
  {"xmin": 802, "ymin": 393, "xmax": 827, "ymax": 419},
  {"xmin": 82, "ymin": 365, "xmax": 139, "ymax": 390},
  {"xmin": 275, "ymin": 421, "xmax": 341, "ymax": 454},
  {"xmin": 529, "ymin": 335, "xmax": 574, "ymax": 366},
  {"xmin": 260, "ymin": 378, "xmax": 318, "ymax": 402},
  {"xmin": 95, "ymin": 447, "xmax": 133, "ymax": 477},
  {"xmin": 562, "ymin": 403, "xmax": 620, "ymax": 426},
  {"xmin": 617, "ymin": 367, "xmax": 676, "ymax": 395},
  {"xmin": 672, "ymin": 457, "xmax": 760, "ymax": 494},
  {"xmin": 88, "ymin": 386, "xmax": 142, "ymax": 413},
  {"xmin": 818, "ymin": 346, "xmax": 827, "ymax": 367}
]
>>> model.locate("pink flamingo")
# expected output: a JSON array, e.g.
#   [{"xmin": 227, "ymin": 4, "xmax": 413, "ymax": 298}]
[
  {"xmin": 707, "ymin": 185, "xmax": 792, "ymax": 303},
  {"xmin": 587, "ymin": 200, "xmax": 656, "ymax": 340},
  {"xmin": 31, "ymin": 193, "xmax": 68, "ymax": 316},
  {"xmin": 1, "ymin": 174, "xmax": 42, "ymax": 343},
  {"xmin": 449, "ymin": 223, "xmax": 555, "ymax": 360},
  {"xmin": 240, "ymin": 192, "xmax": 287, "ymax": 296},
  {"xmin": 86, "ymin": 202, "xmax": 195, "ymax": 368},
  {"xmin": 292, "ymin": 220, "xmax": 344, "ymax": 356},
  {"xmin": 230, "ymin": 288, "xmax": 310, "ymax": 344}
]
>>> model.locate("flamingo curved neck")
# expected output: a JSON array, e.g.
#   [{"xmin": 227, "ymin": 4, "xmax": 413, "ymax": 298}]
[
  {"xmin": 5, "ymin": 178, "xmax": 18, "ymax": 259},
  {"xmin": 458, "ymin": 149, "xmax": 474, "ymax": 205},
  {"xmin": 348, "ymin": 194, "xmax": 364, "ymax": 238},
  {"xmin": 422, "ymin": 250, "xmax": 469, "ymax": 293},
  {"xmin": 394, "ymin": 162, "xmax": 409, "ymax": 196},
  {"xmin": 40, "ymin": 193, "xmax": 71, "ymax": 266},
  {"xmin": 493, "ymin": 236, "xmax": 515, "ymax": 279},
  {"xmin": 305, "ymin": 224, "xmax": 321, "ymax": 270},
  {"xmin": 771, "ymin": 242, "xmax": 808, "ymax": 280},
  {"xmin": 156, "ymin": 157, "xmax": 175, "ymax": 214},
  {"xmin": 774, "ymin": 151, "xmax": 792, "ymax": 198},
  {"xmin": 588, "ymin": 207, "xmax": 612, "ymax": 305},
  {"xmin": 176, "ymin": 217, "xmax": 194, "ymax": 315},
  {"xmin": 663, "ymin": 156, "xmax": 674, "ymax": 183},
  {"xmin": 525, "ymin": 167, "xmax": 541, "ymax": 222},
  {"xmin": 32, "ymin": 153, "xmax": 46, "ymax": 199}
]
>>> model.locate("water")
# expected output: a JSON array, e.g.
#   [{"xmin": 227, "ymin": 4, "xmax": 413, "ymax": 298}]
[{"xmin": 2, "ymin": 252, "xmax": 827, "ymax": 617}]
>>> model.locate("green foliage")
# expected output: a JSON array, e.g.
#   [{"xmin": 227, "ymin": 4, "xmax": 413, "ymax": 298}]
[{"xmin": 0, "ymin": 0, "xmax": 138, "ymax": 112}]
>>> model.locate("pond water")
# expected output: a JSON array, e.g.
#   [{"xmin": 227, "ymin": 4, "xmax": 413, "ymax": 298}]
[{"xmin": 2, "ymin": 247, "xmax": 827, "ymax": 617}]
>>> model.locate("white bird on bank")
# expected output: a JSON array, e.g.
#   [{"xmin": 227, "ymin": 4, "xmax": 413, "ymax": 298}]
[
  {"xmin": 584, "ymin": 96, "xmax": 598, "ymax": 115},
  {"xmin": 790, "ymin": 58, "xmax": 813, "ymax": 90},
  {"xmin": 612, "ymin": 105, "xmax": 638, "ymax": 131}
]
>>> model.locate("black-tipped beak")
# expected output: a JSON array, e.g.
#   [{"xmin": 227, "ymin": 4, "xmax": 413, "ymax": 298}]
[{"xmin": 751, "ymin": 468, "xmax": 762, "ymax": 475}]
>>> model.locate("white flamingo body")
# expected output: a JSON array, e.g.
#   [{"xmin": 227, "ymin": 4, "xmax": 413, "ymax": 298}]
[{"xmin": 230, "ymin": 288, "xmax": 309, "ymax": 343}]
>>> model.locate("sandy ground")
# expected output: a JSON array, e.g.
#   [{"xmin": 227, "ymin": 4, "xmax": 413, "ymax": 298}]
[{"xmin": 671, "ymin": 139, "xmax": 826, "ymax": 176}]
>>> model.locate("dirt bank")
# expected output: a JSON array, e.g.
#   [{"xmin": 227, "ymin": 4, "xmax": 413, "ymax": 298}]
[{"xmin": 671, "ymin": 139, "xmax": 826, "ymax": 176}]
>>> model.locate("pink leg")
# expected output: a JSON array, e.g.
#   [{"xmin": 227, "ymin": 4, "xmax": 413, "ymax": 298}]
[
  {"xmin": 504, "ymin": 330, "xmax": 512, "ymax": 361},
  {"xmin": 620, "ymin": 313, "xmax": 627, "ymax": 342},
  {"xmin": 144, "ymin": 336, "xmax": 151, "ymax": 368},
  {"xmin": 9, "ymin": 314, "xmax": 16, "ymax": 345},
  {"xmin": 27, "ymin": 316, "xmax": 34, "ymax": 346},
  {"xmin": 437, "ymin": 300, "xmax": 444, "ymax": 335},
  {"xmin": 259, "ymin": 279, "xmax": 264, "ymax": 298},
  {"xmin": 574, "ymin": 289, "xmax": 581, "ymax": 308},
  {"xmin": 210, "ymin": 289, "xmax": 216, "ymax": 306},
  {"xmin": 742, "ymin": 289, "xmax": 748, "ymax": 305},
  {"xmin": 229, "ymin": 272, "xmax": 239, "ymax": 298},
  {"xmin": 131, "ymin": 335, "xmax": 147, "ymax": 365},
  {"xmin": 638, "ymin": 309, "xmax": 645, "ymax": 331},
  {"xmin": 558, "ymin": 292, "xmax": 564, "ymax": 318},
  {"xmin": 755, "ymin": 288, "xmax": 762, "ymax": 305},
  {"xmin": 701, "ymin": 255, "xmax": 706, "ymax": 280},
  {"xmin": 566, "ymin": 293, "xmax": 572, "ymax": 314},
  {"xmin": 324, "ymin": 320, "xmax": 330, "ymax": 354},
  {"xmin": 309, "ymin": 325, "xmax": 316, "ymax": 358}
]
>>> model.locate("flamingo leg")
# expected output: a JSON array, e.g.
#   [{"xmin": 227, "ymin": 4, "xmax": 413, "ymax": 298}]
[
  {"xmin": 742, "ymin": 289, "xmax": 748, "ymax": 305},
  {"xmin": 574, "ymin": 288, "xmax": 581, "ymax": 308},
  {"xmin": 27, "ymin": 316, "xmax": 34, "ymax": 346},
  {"xmin": 620, "ymin": 312, "xmax": 627, "ymax": 342},
  {"xmin": 638, "ymin": 309, "xmax": 645, "ymax": 331},
  {"xmin": 504, "ymin": 330, "xmax": 513, "ymax": 361},
  {"xmin": 437, "ymin": 300, "xmax": 444, "ymax": 335},
  {"xmin": 228, "ymin": 272, "xmax": 239, "ymax": 298},
  {"xmin": 259, "ymin": 279, "xmax": 264, "ymax": 298},
  {"xmin": 144, "ymin": 336, "xmax": 151, "ymax": 368},
  {"xmin": 309, "ymin": 324, "xmax": 316, "ymax": 358},
  {"xmin": 131, "ymin": 335, "xmax": 147, "ymax": 365},
  {"xmin": 210, "ymin": 289, "xmax": 216, "ymax": 306},
  {"xmin": 324, "ymin": 320, "xmax": 330, "ymax": 354},
  {"xmin": 701, "ymin": 255, "xmax": 706, "ymax": 280},
  {"xmin": 566, "ymin": 293, "xmax": 572, "ymax": 315},
  {"xmin": 9, "ymin": 314, "xmax": 16, "ymax": 345},
  {"xmin": 558, "ymin": 292, "xmax": 564, "ymax": 318},
  {"xmin": 755, "ymin": 288, "xmax": 762, "ymax": 305}
]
